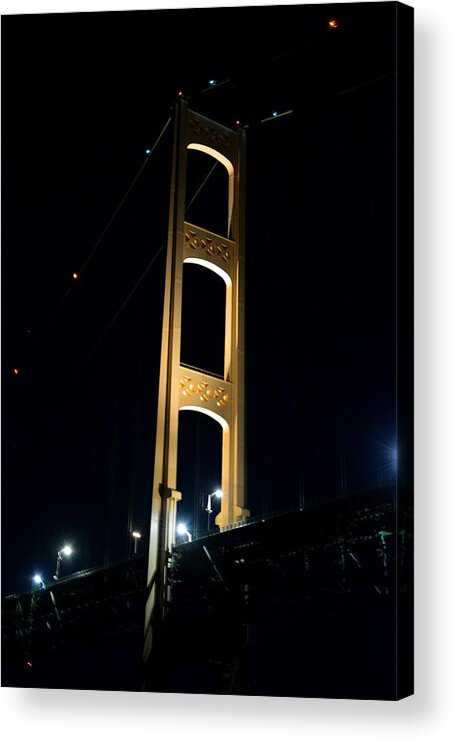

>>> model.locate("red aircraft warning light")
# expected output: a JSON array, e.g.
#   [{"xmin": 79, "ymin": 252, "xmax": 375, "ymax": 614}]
[
  {"xmin": 72, "ymin": 272, "xmax": 79, "ymax": 280},
  {"xmin": 328, "ymin": 19, "xmax": 339, "ymax": 30},
  {"xmin": 13, "ymin": 367, "xmax": 20, "ymax": 376}
]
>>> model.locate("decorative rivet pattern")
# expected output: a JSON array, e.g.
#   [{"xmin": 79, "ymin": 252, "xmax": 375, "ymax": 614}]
[
  {"xmin": 188, "ymin": 117, "xmax": 234, "ymax": 155},
  {"xmin": 180, "ymin": 375, "xmax": 230, "ymax": 408},
  {"xmin": 185, "ymin": 230, "xmax": 231, "ymax": 263}
]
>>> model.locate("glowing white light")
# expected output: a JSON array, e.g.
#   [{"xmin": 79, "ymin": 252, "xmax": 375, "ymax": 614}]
[
  {"xmin": 183, "ymin": 256, "xmax": 231, "ymax": 288},
  {"xmin": 214, "ymin": 489, "xmax": 223, "ymax": 498},
  {"xmin": 177, "ymin": 523, "xmax": 192, "ymax": 541},
  {"xmin": 33, "ymin": 574, "xmax": 43, "ymax": 584},
  {"xmin": 132, "ymin": 531, "xmax": 141, "ymax": 539},
  {"xmin": 61, "ymin": 546, "xmax": 72, "ymax": 556},
  {"xmin": 180, "ymin": 404, "xmax": 229, "ymax": 432}
]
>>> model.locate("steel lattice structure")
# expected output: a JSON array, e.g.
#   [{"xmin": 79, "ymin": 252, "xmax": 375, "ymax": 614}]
[{"xmin": 2, "ymin": 486, "xmax": 412, "ymax": 695}]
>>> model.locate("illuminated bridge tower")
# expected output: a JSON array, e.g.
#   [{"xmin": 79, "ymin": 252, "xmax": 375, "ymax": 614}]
[{"xmin": 144, "ymin": 99, "xmax": 248, "ymax": 663}]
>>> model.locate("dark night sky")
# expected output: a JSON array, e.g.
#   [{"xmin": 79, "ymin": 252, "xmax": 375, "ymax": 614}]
[{"xmin": 2, "ymin": 3, "xmax": 401, "ymax": 596}]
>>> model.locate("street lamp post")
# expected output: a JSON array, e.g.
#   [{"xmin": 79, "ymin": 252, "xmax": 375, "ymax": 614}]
[
  {"xmin": 53, "ymin": 545, "xmax": 72, "ymax": 581},
  {"xmin": 205, "ymin": 489, "xmax": 223, "ymax": 531},
  {"xmin": 131, "ymin": 531, "xmax": 141, "ymax": 555},
  {"xmin": 33, "ymin": 574, "xmax": 61, "ymax": 623},
  {"xmin": 176, "ymin": 523, "xmax": 192, "ymax": 542}
]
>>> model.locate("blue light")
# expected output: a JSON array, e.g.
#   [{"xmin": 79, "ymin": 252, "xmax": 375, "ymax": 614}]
[
  {"xmin": 209, "ymin": 79, "xmax": 217, "ymax": 86},
  {"xmin": 145, "ymin": 148, "xmax": 151, "ymax": 155},
  {"xmin": 390, "ymin": 447, "xmax": 398, "ymax": 470},
  {"xmin": 272, "ymin": 111, "xmax": 278, "ymax": 117}
]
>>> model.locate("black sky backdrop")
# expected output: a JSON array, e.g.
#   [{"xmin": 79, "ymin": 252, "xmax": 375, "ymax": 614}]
[{"xmin": 2, "ymin": 3, "xmax": 402, "ymax": 596}]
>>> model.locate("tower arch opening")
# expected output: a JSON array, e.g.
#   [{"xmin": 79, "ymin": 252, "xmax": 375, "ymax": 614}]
[
  {"xmin": 185, "ymin": 146, "xmax": 233, "ymax": 238},
  {"xmin": 180, "ymin": 261, "xmax": 226, "ymax": 379},
  {"xmin": 176, "ymin": 408, "xmax": 224, "ymax": 538}
]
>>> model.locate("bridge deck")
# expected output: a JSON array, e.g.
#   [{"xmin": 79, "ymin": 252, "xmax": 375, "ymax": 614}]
[{"xmin": 2, "ymin": 487, "xmax": 412, "ymax": 695}]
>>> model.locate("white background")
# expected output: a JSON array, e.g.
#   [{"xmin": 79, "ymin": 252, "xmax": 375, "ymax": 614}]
[{"xmin": 1, "ymin": 0, "xmax": 454, "ymax": 740}]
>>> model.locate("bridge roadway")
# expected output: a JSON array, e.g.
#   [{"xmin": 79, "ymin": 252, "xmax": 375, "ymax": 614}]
[
  {"xmin": 154, "ymin": 485, "xmax": 412, "ymax": 696},
  {"xmin": 2, "ymin": 486, "xmax": 412, "ymax": 694}
]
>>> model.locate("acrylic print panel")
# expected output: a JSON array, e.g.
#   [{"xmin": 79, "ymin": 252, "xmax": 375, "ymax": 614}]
[{"xmin": 1, "ymin": 2, "xmax": 413, "ymax": 699}]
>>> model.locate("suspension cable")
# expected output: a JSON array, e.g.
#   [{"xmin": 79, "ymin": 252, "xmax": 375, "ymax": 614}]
[{"xmin": 54, "ymin": 116, "xmax": 171, "ymax": 315}]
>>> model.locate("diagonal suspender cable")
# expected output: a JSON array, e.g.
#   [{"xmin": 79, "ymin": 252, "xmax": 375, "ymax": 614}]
[
  {"xmin": 79, "ymin": 116, "xmax": 171, "ymax": 277},
  {"xmin": 55, "ymin": 116, "xmax": 171, "ymax": 313},
  {"xmin": 75, "ymin": 152, "xmax": 223, "ymax": 375},
  {"xmin": 74, "ymin": 243, "xmax": 165, "ymax": 375},
  {"xmin": 186, "ymin": 161, "xmax": 219, "ymax": 212}
]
